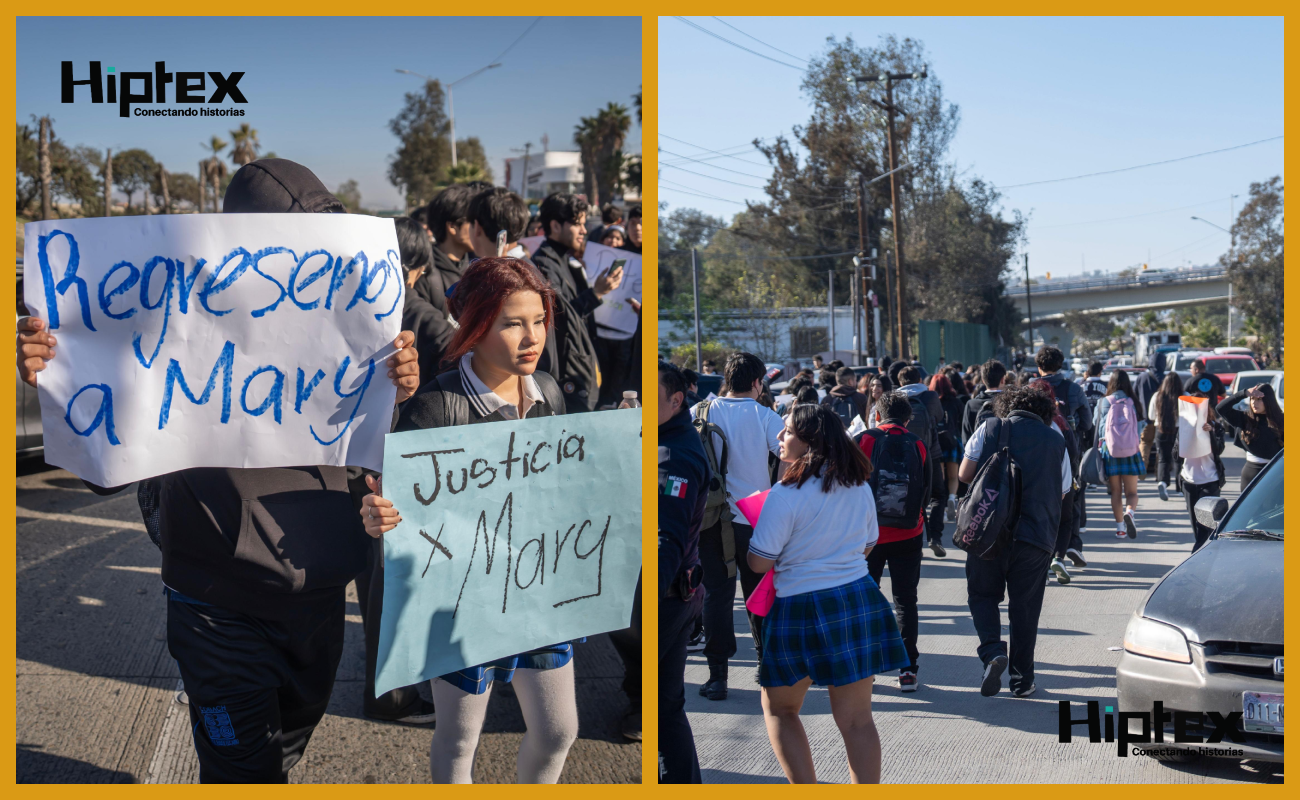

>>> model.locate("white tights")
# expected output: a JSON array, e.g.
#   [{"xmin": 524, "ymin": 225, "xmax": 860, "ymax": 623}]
[{"xmin": 428, "ymin": 661, "xmax": 579, "ymax": 783}]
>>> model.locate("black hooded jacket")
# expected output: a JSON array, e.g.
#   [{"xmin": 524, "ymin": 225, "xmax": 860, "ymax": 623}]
[{"xmin": 87, "ymin": 160, "xmax": 378, "ymax": 619}]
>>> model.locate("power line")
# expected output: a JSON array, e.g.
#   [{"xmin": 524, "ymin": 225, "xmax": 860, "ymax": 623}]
[
  {"xmin": 658, "ymin": 148, "xmax": 771, "ymax": 179},
  {"xmin": 661, "ymin": 163, "xmax": 766, "ymax": 189},
  {"xmin": 488, "ymin": 17, "xmax": 543, "ymax": 65},
  {"xmin": 996, "ymin": 135, "xmax": 1283, "ymax": 190},
  {"xmin": 660, "ymin": 180, "xmax": 747, "ymax": 205},
  {"xmin": 672, "ymin": 17, "xmax": 805, "ymax": 71},
  {"xmin": 659, "ymin": 134, "xmax": 772, "ymax": 167},
  {"xmin": 709, "ymin": 17, "xmax": 810, "ymax": 65},
  {"xmin": 1033, "ymin": 197, "xmax": 1232, "ymax": 230}
]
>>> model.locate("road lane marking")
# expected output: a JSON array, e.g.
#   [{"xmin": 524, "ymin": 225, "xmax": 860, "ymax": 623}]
[{"xmin": 16, "ymin": 507, "xmax": 145, "ymax": 532}]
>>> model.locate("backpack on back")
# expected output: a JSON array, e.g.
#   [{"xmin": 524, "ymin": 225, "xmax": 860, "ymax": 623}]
[
  {"xmin": 863, "ymin": 428, "xmax": 926, "ymax": 529},
  {"xmin": 826, "ymin": 394, "xmax": 858, "ymax": 429},
  {"xmin": 1082, "ymin": 378, "xmax": 1107, "ymax": 413},
  {"xmin": 973, "ymin": 397, "xmax": 998, "ymax": 433},
  {"xmin": 1104, "ymin": 395, "xmax": 1140, "ymax": 457},
  {"xmin": 904, "ymin": 395, "xmax": 933, "ymax": 446},
  {"xmin": 953, "ymin": 418, "xmax": 1021, "ymax": 559},
  {"xmin": 692, "ymin": 400, "xmax": 736, "ymax": 529}
]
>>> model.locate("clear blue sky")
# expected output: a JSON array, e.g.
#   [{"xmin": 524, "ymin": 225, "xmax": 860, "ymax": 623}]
[
  {"xmin": 18, "ymin": 17, "xmax": 642, "ymax": 211},
  {"xmin": 659, "ymin": 16, "xmax": 1283, "ymax": 279}
]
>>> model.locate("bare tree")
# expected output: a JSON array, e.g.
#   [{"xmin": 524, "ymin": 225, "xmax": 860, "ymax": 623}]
[
  {"xmin": 103, "ymin": 148, "xmax": 113, "ymax": 217},
  {"xmin": 39, "ymin": 117, "xmax": 52, "ymax": 220}
]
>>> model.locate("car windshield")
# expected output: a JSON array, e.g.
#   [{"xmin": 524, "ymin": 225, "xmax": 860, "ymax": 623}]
[
  {"xmin": 1205, "ymin": 357, "xmax": 1256, "ymax": 374},
  {"xmin": 1173, "ymin": 353, "xmax": 1203, "ymax": 370},
  {"xmin": 1235, "ymin": 374, "xmax": 1274, "ymax": 391},
  {"xmin": 1217, "ymin": 455, "xmax": 1283, "ymax": 537}
]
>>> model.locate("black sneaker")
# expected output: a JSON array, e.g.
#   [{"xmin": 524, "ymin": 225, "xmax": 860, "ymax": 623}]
[
  {"xmin": 1011, "ymin": 683, "xmax": 1036, "ymax": 698},
  {"xmin": 899, "ymin": 670, "xmax": 918, "ymax": 692},
  {"xmin": 929, "ymin": 538, "xmax": 947, "ymax": 558},
  {"xmin": 365, "ymin": 699, "xmax": 437, "ymax": 726},
  {"xmin": 1065, "ymin": 548, "xmax": 1087, "ymax": 568},
  {"xmin": 699, "ymin": 677, "xmax": 728, "ymax": 701},
  {"xmin": 686, "ymin": 630, "xmax": 706, "ymax": 652},
  {"xmin": 945, "ymin": 497, "xmax": 958, "ymax": 522},
  {"xmin": 980, "ymin": 655, "xmax": 1008, "ymax": 697},
  {"xmin": 1124, "ymin": 510, "xmax": 1138, "ymax": 539}
]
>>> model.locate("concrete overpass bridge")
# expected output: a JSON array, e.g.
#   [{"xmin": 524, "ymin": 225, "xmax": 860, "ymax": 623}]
[{"xmin": 1009, "ymin": 265, "xmax": 1229, "ymax": 352}]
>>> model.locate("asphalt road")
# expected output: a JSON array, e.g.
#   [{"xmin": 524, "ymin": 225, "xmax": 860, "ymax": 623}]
[
  {"xmin": 681, "ymin": 441, "xmax": 1284, "ymax": 784},
  {"xmin": 15, "ymin": 458, "xmax": 641, "ymax": 784}
]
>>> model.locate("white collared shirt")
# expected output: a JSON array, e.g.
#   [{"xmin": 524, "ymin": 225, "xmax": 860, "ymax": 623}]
[{"xmin": 458, "ymin": 353, "xmax": 545, "ymax": 420}]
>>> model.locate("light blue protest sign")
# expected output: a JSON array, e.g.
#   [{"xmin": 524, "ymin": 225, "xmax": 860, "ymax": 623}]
[{"xmin": 375, "ymin": 409, "xmax": 642, "ymax": 695}]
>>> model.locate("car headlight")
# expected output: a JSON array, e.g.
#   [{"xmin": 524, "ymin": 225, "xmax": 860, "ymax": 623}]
[{"xmin": 1123, "ymin": 616, "xmax": 1191, "ymax": 663}]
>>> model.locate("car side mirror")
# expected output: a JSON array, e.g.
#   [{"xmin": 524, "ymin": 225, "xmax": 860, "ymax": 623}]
[{"xmin": 1194, "ymin": 496, "xmax": 1229, "ymax": 530}]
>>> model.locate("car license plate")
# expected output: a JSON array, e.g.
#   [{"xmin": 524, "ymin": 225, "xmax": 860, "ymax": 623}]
[{"xmin": 1242, "ymin": 691, "xmax": 1283, "ymax": 735}]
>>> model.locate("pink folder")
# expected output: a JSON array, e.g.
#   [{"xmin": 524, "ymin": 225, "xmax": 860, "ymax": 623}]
[{"xmin": 737, "ymin": 490, "xmax": 777, "ymax": 617}]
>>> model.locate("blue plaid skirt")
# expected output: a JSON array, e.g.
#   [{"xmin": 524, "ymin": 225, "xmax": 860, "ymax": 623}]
[
  {"xmin": 942, "ymin": 446, "xmax": 963, "ymax": 463},
  {"xmin": 1101, "ymin": 443, "xmax": 1145, "ymax": 477},
  {"xmin": 438, "ymin": 641, "xmax": 576, "ymax": 695},
  {"xmin": 759, "ymin": 574, "xmax": 910, "ymax": 688}
]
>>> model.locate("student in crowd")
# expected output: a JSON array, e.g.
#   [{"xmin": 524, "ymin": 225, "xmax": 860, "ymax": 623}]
[
  {"xmin": 846, "ymin": 374, "xmax": 893, "ymax": 436},
  {"xmin": 466, "ymin": 186, "xmax": 531, "ymax": 260},
  {"xmin": 18, "ymin": 159, "xmax": 423, "ymax": 783},
  {"xmin": 657, "ymin": 362, "xmax": 710, "ymax": 783},
  {"xmin": 1029, "ymin": 379, "xmax": 1084, "ymax": 582},
  {"xmin": 1183, "ymin": 359, "xmax": 1225, "ymax": 402},
  {"xmin": 362, "ymin": 257, "xmax": 578, "ymax": 784},
  {"xmin": 1077, "ymin": 361, "xmax": 1108, "ymax": 441},
  {"xmin": 858, "ymin": 391, "xmax": 931, "ymax": 691},
  {"xmin": 601, "ymin": 224, "xmax": 627, "ymax": 248},
  {"xmin": 959, "ymin": 387, "xmax": 1070, "ymax": 698},
  {"xmin": 747, "ymin": 404, "xmax": 909, "ymax": 784},
  {"xmin": 942, "ymin": 366, "xmax": 971, "ymax": 406},
  {"xmin": 1035, "ymin": 346, "xmax": 1092, "ymax": 439},
  {"xmin": 395, "ymin": 216, "xmax": 458, "ymax": 386},
  {"xmin": 928, "ymin": 373, "xmax": 965, "ymax": 520},
  {"xmin": 776, "ymin": 375, "xmax": 811, "ymax": 414},
  {"xmin": 1093, "ymin": 369, "xmax": 1145, "ymax": 540},
  {"xmin": 811, "ymin": 355, "xmax": 824, "ymax": 372},
  {"xmin": 1148, "ymin": 373, "xmax": 1186, "ymax": 502},
  {"xmin": 621, "ymin": 205, "xmax": 643, "ymax": 255},
  {"xmin": 596, "ymin": 201, "xmax": 625, "ymax": 243},
  {"xmin": 701, "ymin": 359, "xmax": 717, "ymax": 375},
  {"xmin": 530, "ymin": 192, "xmax": 622, "ymax": 411},
  {"xmin": 682, "ymin": 368, "xmax": 702, "ymax": 406},
  {"xmin": 1216, "ymin": 382, "xmax": 1284, "ymax": 491},
  {"xmin": 690, "ymin": 353, "xmax": 786, "ymax": 701},
  {"xmin": 1131, "ymin": 354, "xmax": 1166, "ymax": 474},
  {"xmin": 423, "ymin": 183, "xmax": 476, "ymax": 297},
  {"xmin": 963, "ymin": 360, "xmax": 1008, "ymax": 443},
  {"xmin": 793, "ymin": 385, "xmax": 821, "ymax": 408},
  {"xmin": 895, "ymin": 366, "xmax": 947, "ymax": 557},
  {"xmin": 821, "ymin": 366, "xmax": 869, "ymax": 429},
  {"xmin": 1179, "ymin": 386, "xmax": 1227, "ymax": 551}
]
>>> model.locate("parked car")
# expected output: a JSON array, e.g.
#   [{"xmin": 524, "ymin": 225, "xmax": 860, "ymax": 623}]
[
  {"xmin": 1186, "ymin": 354, "xmax": 1260, "ymax": 388},
  {"xmin": 695, "ymin": 373, "xmax": 723, "ymax": 400},
  {"xmin": 1116, "ymin": 452, "xmax": 1283, "ymax": 764}
]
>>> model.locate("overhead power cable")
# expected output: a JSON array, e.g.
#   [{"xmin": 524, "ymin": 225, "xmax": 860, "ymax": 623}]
[
  {"xmin": 658, "ymin": 148, "xmax": 770, "ymax": 179},
  {"xmin": 661, "ymin": 163, "xmax": 766, "ymax": 189},
  {"xmin": 996, "ymin": 135, "xmax": 1283, "ymax": 190},
  {"xmin": 659, "ymin": 134, "xmax": 772, "ymax": 167},
  {"xmin": 672, "ymin": 17, "xmax": 805, "ymax": 70},
  {"xmin": 488, "ymin": 17, "xmax": 542, "ymax": 64},
  {"xmin": 660, "ymin": 180, "xmax": 747, "ymax": 205},
  {"xmin": 709, "ymin": 17, "xmax": 810, "ymax": 64}
]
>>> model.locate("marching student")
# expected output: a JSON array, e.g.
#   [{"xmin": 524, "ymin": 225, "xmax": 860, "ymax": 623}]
[
  {"xmin": 1092, "ymin": 369, "xmax": 1145, "ymax": 540},
  {"xmin": 1148, "ymin": 373, "xmax": 1186, "ymax": 501},
  {"xmin": 1029, "ymin": 379, "xmax": 1083, "ymax": 582},
  {"xmin": 17, "ymin": 159, "xmax": 423, "ymax": 784},
  {"xmin": 895, "ymin": 366, "xmax": 946, "ymax": 557},
  {"xmin": 747, "ymin": 404, "xmax": 909, "ymax": 784},
  {"xmin": 360, "ymin": 257, "xmax": 579, "ymax": 784},
  {"xmin": 1179, "ymin": 386, "xmax": 1227, "ymax": 551},
  {"xmin": 962, "ymin": 359, "xmax": 1008, "ymax": 444},
  {"xmin": 1216, "ymin": 382, "xmax": 1284, "ymax": 491},
  {"xmin": 858, "ymin": 391, "xmax": 932, "ymax": 691},
  {"xmin": 466, "ymin": 186, "xmax": 531, "ymax": 260},
  {"xmin": 928, "ymin": 372, "xmax": 965, "ymax": 520}
]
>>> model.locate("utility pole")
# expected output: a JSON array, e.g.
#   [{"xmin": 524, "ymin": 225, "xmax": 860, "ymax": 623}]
[
  {"xmin": 828, "ymin": 272, "xmax": 836, "ymax": 361},
  {"xmin": 1023, "ymin": 253, "xmax": 1034, "ymax": 353},
  {"xmin": 197, "ymin": 159, "xmax": 205, "ymax": 213},
  {"xmin": 691, "ymin": 248, "xmax": 703, "ymax": 372},
  {"xmin": 882, "ymin": 249, "xmax": 897, "ymax": 358},
  {"xmin": 856, "ymin": 174, "xmax": 873, "ymax": 364},
  {"xmin": 103, "ymin": 148, "xmax": 113, "ymax": 217},
  {"xmin": 159, "ymin": 165, "xmax": 171, "ymax": 214},
  {"xmin": 511, "ymin": 142, "xmax": 534, "ymax": 199},
  {"xmin": 39, "ymin": 117, "xmax": 52, "ymax": 221},
  {"xmin": 856, "ymin": 70, "xmax": 926, "ymax": 359}
]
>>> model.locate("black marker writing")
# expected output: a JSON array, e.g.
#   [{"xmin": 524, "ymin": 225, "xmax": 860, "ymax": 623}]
[
  {"xmin": 419, "ymin": 525, "xmax": 452, "ymax": 579},
  {"xmin": 402, "ymin": 448, "xmax": 466, "ymax": 505}
]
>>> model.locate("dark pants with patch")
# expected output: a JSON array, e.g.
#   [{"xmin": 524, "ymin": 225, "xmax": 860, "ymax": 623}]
[
  {"xmin": 965, "ymin": 540, "xmax": 1053, "ymax": 694},
  {"xmin": 167, "ymin": 592, "xmax": 345, "ymax": 783},
  {"xmin": 866, "ymin": 534, "xmax": 923, "ymax": 671},
  {"xmin": 659, "ymin": 592, "xmax": 704, "ymax": 783},
  {"xmin": 699, "ymin": 520, "xmax": 763, "ymax": 673}
]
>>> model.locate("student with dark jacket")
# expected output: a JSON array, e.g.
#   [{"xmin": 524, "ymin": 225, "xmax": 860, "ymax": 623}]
[
  {"xmin": 962, "ymin": 359, "xmax": 1008, "ymax": 444},
  {"xmin": 362, "ymin": 257, "xmax": 578, "ymax": 783},
  {"xmin": 657, "ymin": 361, "xmax": 709, "ymax": 783},
  {"xmin": 1216, "ymin": 382, "xmax": 1284, "ymax": 491},
  {"xmin": 396, "ymin": 216, "xmax": 456, "ymax": 387},
  {"xmin": 530, "ymin": 193, "xmax": 623, "ymax": 412},
  {"xmin": 621, "ymin": 205, "xmax": 643, "ymax": 255},
  {"xmin": 896, "ymin": 365, "xmax": 947, "ymax": 557},
  {"xmin": 821, "ymin": 366, "xmax": 869, "ymax": 427},
  {"xmin": 417, "ymin": 183, "xmax": 476, "ymax": 317},
  {"xmin": 16, "ymin": 159, "xmax": 423, "ymax": 783},
  {"xmin": 1035, "ymin": 346, "xmax": 1092, "ymax": 439},
  {"xmin": 960, "ymin": 387, "xmax": 1070, "ymax": 699}
]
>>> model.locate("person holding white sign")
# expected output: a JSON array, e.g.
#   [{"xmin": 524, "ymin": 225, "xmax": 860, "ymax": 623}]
[
  {"xmin": 359, "ymin": 257, "xmax": 579, "ymax": 784},
  {"xmin": 15, "ymin": 159, "xmax": 423, "ymax": 784},
  {"xmin": 1177, "ymin": 387, "xmax": 1226, "ymax": 551}
]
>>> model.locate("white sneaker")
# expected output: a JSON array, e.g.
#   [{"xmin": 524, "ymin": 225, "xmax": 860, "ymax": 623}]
[{"xmin": 1157, "ymin": 482, "xmax": 1169, "ymax": 502}]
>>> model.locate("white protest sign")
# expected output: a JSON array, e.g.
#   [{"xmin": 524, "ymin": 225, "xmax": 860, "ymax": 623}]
[
  {"xmin": 518, "ymin": 237, "xmax": 642, "ymax": 340},
  {"xmin": 1178, "ymin": 395, "xmax": 1211, "ymax": 459},
  {"xmin": 582, "ymin": 241, "xmax": 642, "ymax": 341},
  {"xmin": 23, "ymin": 214, "xmax": 404, "ymax": 487},
  {"xmin": 375, "ymin": 410, "xmax": 642, "ymax": 694}
]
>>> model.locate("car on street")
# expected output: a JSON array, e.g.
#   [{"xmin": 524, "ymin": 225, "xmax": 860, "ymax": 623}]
[
  {"xmin": 695, "ymin": 373, "xmax": 723, "ymax": 399},
  {"xmin": 1173, "ymin": 354, "xmax": 1261, "ymax": 389},
  {"xmin": 1116, "ymin": 452, "xmax": 1284, "ymax": 764}
]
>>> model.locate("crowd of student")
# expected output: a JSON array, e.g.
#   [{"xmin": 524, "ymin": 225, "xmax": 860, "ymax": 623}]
[
  {"xmin": 657, "ymin": 344, "xmax": 1283, "ymax": 784},
  {"xmin": 17, "ymin": 158, "xmax": 644, "ymax": 784}
]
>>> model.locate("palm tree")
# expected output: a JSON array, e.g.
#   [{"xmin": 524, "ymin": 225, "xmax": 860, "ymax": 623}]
[
  {"xmin": 573, "ymin": 116, "xmax": 600, "ymax": 205},
  {"xmin": 592, "ymin": 103, "xmax": 631, "ymax": 205},
  {"xmin": 445, "ymin": 161, "xmax": 488, "ymax": 185},
  {"xmin": 201, "ymin": 136, "xmax": 229, "ymax": 212},
  {"xmin": 229, "ymin": 123, "xmax": 260, "ymax": 166}
]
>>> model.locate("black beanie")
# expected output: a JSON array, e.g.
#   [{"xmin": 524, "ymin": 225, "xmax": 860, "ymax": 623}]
[{"xmin": 222, "ymin": 158, "xmax": 345, "ymax": 214}]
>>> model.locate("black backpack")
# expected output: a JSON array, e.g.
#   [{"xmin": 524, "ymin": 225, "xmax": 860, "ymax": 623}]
[
  {"xmin": 825, "ymin": 394, "xmax": 858, "ymax": 429},
  {"xmin": 904, "ymin": 395, "xmax": 933, "ymax": 447},
  {"xmin": 973, "ymin": 397, "xmax": 998, "ymax": 433},
  {"xmin": 953, "ymin": 418, "xmax": 1020, "ymax": 559},
  {"xmin": 863, "ymin": 428, "xmax": 926, "ymax": 529}
]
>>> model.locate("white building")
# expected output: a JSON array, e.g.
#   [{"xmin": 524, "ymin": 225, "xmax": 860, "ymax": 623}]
[{"xmin": 503, "ymin": 150, "xmax": 583, "ymax": 201}]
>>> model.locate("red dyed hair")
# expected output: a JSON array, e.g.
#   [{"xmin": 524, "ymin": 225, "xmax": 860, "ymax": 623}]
[
  {"xmin": 928, "ymin": 373, "xmax": 955, "ymax": 399},
  {"xmin": 442, "ymin": 257, "xmax": 556, "ymax": 366},
  {"xmin": 1029, "ymin": 378, "xmax": 1070, "ymax": 431}
]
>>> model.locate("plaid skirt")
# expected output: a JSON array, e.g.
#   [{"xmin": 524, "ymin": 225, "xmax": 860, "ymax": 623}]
[
  {"xmin": 942, "ymin": 446, "xmax": 963, "ymax": 463},
  {"xmin": 1101, "ymin": 443, "xmax": 1146, "ymax": 477},
  {"xmin": 759, "ymin": 574, "xmax": 910, "ymax": 687},
  {"xmin": 438, "ymin": 641, "xmax": 578, "ymax": 695}
]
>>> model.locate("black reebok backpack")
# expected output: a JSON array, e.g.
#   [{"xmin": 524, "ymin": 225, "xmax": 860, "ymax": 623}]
[
  {"xmin": 864, "ymin": 428, "xmax": 926, "ymax": 529},
  {"xmin": 953, "ymin": 418, "xmax": 1021, "ymax": 559}
]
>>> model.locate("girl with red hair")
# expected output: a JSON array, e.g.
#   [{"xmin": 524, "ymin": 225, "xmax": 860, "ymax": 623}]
[{"xmin": 359, "ymin": 257, "xmax": 579, "ymax": 783}]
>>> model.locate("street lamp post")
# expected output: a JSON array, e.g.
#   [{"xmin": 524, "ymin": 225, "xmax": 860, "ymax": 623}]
[
  {"xmin": 1190, "ymin": 215, "xmax": 1234, "ymax": 344},
  {"xmin": 396, "ymin": 63, "xmax": 501, "ymax": 167}
]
